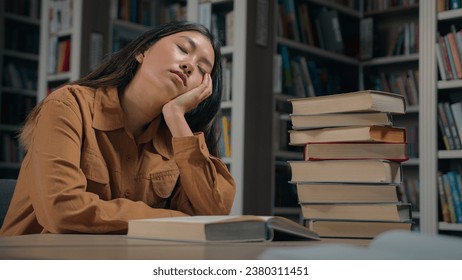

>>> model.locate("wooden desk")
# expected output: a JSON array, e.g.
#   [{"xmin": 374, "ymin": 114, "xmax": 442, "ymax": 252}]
[{"xmin": 0, "ymin": 234, "xmax": 370, "ymax": 260}]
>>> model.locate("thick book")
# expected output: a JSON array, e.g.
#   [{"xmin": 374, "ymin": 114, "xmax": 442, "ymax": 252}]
[
  {"xmin": 303, "ymin": 141, "xmax": 409, "ymax": 162},
  {"xmin": 296, "ymin": 183, "xmax": 399, "ymax": 203},
  {"xmin": 304, "ymin": 219, "xmax": 412, "ymax": 239},
  {"xmin": 289, "ymin": 159, "xmax": 402, "ymax": 184},
  {"xmin": 127, "ymin": 215, "xmax": 320, "ymax": 242},
  {"xmin": 290, "ymin": 112, "xmax": 392, "ymax": 129},
  {"xmin": 289, "ymin": 125, "xmax": 406, "ymax": 146},
  {"xmin": 300, "ymin": 202, "xmax": 412, "ymax": 222},
  {"xmin": 289, "ymin": 90, "xmax": 406, "ymax": 115}
]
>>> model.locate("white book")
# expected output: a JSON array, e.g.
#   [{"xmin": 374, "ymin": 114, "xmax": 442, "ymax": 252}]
[
  {"xmin": 198, "ymin": 2, "xmax": 212, "ymax": 30},
  {"xmin": 290, "ymin": 60, "xmax": 306, "ymax": 97},
  {"xmin": 127, "ymin": 215, "xmax": 319, "ymax": 242},
  {"xmin": 360, "ymin": 17, "xmax": 373, "ymax": 60},
  {"xmin": 273, "ymin": 54, "xmax": 282, "ymax": 94},
  {"xmin": 48, "ymin": 36, "xmax": 58, "ymax": 74},
  {"xmin": 298, "ymin": 56, "xmax": 315, "ymax": 97},
  {"xmin": 450, "ymin": 102, "xmax": 462, "ymax": 144},
  {"xmin": 225, "ymin": 10, "xmax": 234, "ymax": 46},
  {"xmin": 435, "ymin": 41, "xmax": 448, "ymax": 80}
]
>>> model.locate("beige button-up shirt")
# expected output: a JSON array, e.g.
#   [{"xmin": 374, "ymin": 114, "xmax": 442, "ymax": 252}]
[{"xmin": 0, "ymin": 85, "xmax": 235, "ymax": 236}]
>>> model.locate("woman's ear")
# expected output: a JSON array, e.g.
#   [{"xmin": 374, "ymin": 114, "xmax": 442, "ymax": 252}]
[{"xmin": 135, "ymin": 52, "xmax": 144, "ymax": 63}]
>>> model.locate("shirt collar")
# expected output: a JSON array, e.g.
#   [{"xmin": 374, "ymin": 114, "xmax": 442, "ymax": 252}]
[
  {"xmin": 92, "ymin": 87, "xmax": 125, "ymax": 131},
  {"xmin": 136, "ymin": 117, "xmax": 172, "ymax": 159},
  {"xmin": 92, "ymin": 87, "xmax": 172, "ymax": 159}
]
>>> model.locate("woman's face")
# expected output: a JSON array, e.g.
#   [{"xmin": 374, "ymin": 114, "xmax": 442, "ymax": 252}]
[{"xmin": 135, "ymin": 30, "xmax": 215, "ymax": 103}]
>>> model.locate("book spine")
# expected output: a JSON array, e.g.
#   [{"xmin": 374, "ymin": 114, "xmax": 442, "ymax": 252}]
[
  {"xmin": 437, "ymin": 173, "xmax": 452, "ymax": 223},
  {"xmin": 447, "ymin": 171, "xmax": 462, "ymax": 223},
  {"xmin": 440, "ymin": 35, "xmax": 454, "ymax": 80},
  {"xmin": 444, "ymin": 35, "xmax": 458, "ymax": 80},
  {"xmin": 444, "ymin": 102, "xmax": 462, "ymax": 149},
  {"xmin": 438, "ymin": 102, "xmax": 456, "ymax": 150},
  {"xmin": 442, "ymin": 173, "xmax": 458, "ymax": 223}
]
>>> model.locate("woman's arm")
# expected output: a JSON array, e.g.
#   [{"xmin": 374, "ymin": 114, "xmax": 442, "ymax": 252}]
[
  {"xmin": 25, "ymin": 95, "xmax": 187, "ymax": 234},
  {"xmin": 161, "ymin": 73, "xmax": 236, "ymax": 214},
  {"xmin": 161, "ymin": 73, "xmax": 212, "ymax": 137},
  {"xmin": 169, "ymin": 133, "xmax": 236, "ymax": 215}
]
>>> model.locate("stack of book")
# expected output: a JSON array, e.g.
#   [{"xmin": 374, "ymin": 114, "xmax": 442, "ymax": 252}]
[{"xmin": 287, "ymin": 90, "xmax": 413, "ymax": 239}]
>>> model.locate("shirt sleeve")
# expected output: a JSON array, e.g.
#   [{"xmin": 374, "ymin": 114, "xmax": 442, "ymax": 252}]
[
  {"xmin": 24, "ymin": 97, "xmax": 187, "ymax": 234},
  {"xmin": 169, "ymin": 133, "xmax": 236, "ymax": 215}
]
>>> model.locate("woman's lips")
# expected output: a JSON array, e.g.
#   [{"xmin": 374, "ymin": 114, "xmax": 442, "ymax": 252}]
[{"xmin": 171, "ymin": 70, "xmax": 187, "ymax": 87}]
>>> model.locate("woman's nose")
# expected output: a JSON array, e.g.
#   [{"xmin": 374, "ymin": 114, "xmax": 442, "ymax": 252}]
[{"xmin": 180, "ymin": 63, "xmax": 193, "ymax": 75}]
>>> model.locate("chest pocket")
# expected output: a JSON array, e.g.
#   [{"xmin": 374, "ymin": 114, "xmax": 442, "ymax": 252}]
[
  {"xmin": 81, "ymin": 150, "xmax": 110, "ymax": 198},
  {"xmin": 138, "ymin": 158, "xmax": 180, "ymax": 207},
  {"xmin": 150, "ymin": 168, "xmax": 180, "ymax": 198}
]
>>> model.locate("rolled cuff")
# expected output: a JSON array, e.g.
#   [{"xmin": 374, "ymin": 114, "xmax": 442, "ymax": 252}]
[{"xmin": 172, "ymin": 132, "xmax": 210, "ymax": 160}]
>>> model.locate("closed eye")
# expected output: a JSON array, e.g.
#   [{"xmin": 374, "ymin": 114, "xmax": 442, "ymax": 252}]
[{"xmin": 177, "ymin": 44, "xmax": 188, "ymax": 54}]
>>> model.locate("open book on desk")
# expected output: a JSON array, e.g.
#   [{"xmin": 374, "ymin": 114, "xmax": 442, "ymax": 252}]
[{"xmin": 127, "ymin": 215, "xmax": 320, "ymax": 242}]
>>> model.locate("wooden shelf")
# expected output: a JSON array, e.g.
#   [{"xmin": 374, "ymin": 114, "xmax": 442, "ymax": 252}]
[
  {"xmin": 439, "ymin": 222, "xmax": 462, "ymax": 231},
  {"xmin": 361, "ymin": 53, "xmax": 419, "ymax": 66},
  {"xmin": 307, "ymin": 0, "xmax": 361, "ymax": 18},
  {"xmin": 438, "ymin": 150, "xmax": 462, "ymax": 159},
  {"xmin": 276, "ymin": 37, "xmax": 360, "ymax": 66},
  {"xmin": 438, "ymin": 79, "xmax": 462, "ymax": 89},
  {"xmin": 438, "ymin": 8, "xmax": 462, "ymax": 21}
]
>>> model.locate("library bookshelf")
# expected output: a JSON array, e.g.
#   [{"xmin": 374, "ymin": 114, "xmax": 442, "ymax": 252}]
[
  {"xmin": 0, "ymin": 0, "xmax": 41, "ymax": 178},
  {"xmin": 420, "ymin": 1, "xmax": 462, "ymax": 235}
]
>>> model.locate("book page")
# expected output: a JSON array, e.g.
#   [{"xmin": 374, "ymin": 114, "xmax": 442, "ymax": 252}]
[{"xmin": 135, "ymin": 215, "xmax": 267, "ymax": 224}]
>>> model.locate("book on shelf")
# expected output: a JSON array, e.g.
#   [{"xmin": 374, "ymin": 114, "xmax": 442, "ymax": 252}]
[
  {"xmin": 400, "ymin": 177, "xmax": 420, "ymax": 211},
  {"xmin": 297, "ymin": 56, "xmax": 316, "ymax": 97},
  {"xmin": 290, "ymin": 112, "xmax": 393, "ymax": 129},
  {"xmin": 446, "ymin": 31, "xmax": 462, "ymax": 79},
  {"xmin": 218, "ymin": 115, "xmax": 231, "ymax": 158},
  {"xmin": 289, "ymin": 125, "xmax": 407, "ymax": 146},
  {"xmin": 372, "ymin": 70, "xmax": 419, "ymax": 107},
  {"xmin": 279, "ymin": 0, "xmax": 301, "ymax": 42},
  {"xmin": 438, "ymin": 33, "xmax": 454, "ymax": 80},
  {"xmin": 225, "ymin": 10, "xmax": 234, "ymax": 46},
  {"xmin": 435, "ymin": 38, "xmax": 449, "ymax": 81},
  {"xmin": 198, "ymin": 1, "xmax": 212, "ymax": 30},
  {"xmin": 450, "ymin": 101, "xmax": 462, "ymax": 145},
  {"xmin": 302, "ymin": 141, "xmax": 409, "ymax": 162},
  {"xmin": 444, "ymin": 102, "xmax": 462, "ymax": 149},
  {"xmin": 446, "ymin": 171, "xmax": 462, "ymax": 223},
  {"xmin": 300, "ymin": 202, "xmax": 412, "ymax": 222},
  {"xmin": 296, "ymin": 183, "xmax": 400, "ymax": 203},
  {"xmin": 444, "ymin": 35, "xmax": 458, "ymax": 80},
  {"xmin": 437, "ymin": 171, "xmax": 462, "ymax": 224},
  {"xmin": 297, "ymin": 2, "xmax": 315, "ymax": 46},
  {"xmin": 290, "ymin": 60, "xmax": 307, "ymax": 98},
  {"xmin": 315, "ymin": 9, "xmax": 343, "ymax": 53},
  {"xmin": 437, "ymin": 102, "xmax": 460, "ymax": 150},
  {"xmin": 49, "ymin": 0, "xmax": 73, "ymax": 33},
  {"xmin": 127, "ymin": 215, "xmax": 320, "ymax": 242},
  {"xmin": 304, "ymin": 219, "xmax": 412, "ymax": 239},
  {"xmin": 360, "ymin": 17, "xmax": 373, "ymax": 60},
  {"xmin": 289, "ymin": 90, "xmax": 406, "ymax": 115},
  {"xmin": 437, "ymin": 172, "xmax": 452, "ymax": 223},
  {"xmin": 289, "ymin": 159, "xmax": 402, "ymax": 184}
]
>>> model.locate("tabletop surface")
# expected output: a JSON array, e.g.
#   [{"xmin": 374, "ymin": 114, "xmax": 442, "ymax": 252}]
[{"xmin": 0, "ymin": 234, "xmax": 371, "ymax": 260}]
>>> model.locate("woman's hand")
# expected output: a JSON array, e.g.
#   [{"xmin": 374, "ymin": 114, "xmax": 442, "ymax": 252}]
[
  {"xmin": 162, "ymin": 73, "xmax": 212, "ymax": 137},
  {"xmin": 162, "ymin": 73, "xmax": 212, "ymax": 116}
]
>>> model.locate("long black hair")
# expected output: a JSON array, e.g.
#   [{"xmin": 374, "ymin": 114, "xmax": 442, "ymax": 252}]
[{"xmin": 22, "ymin": 21, "xmax": 223, "ymax": 156}]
